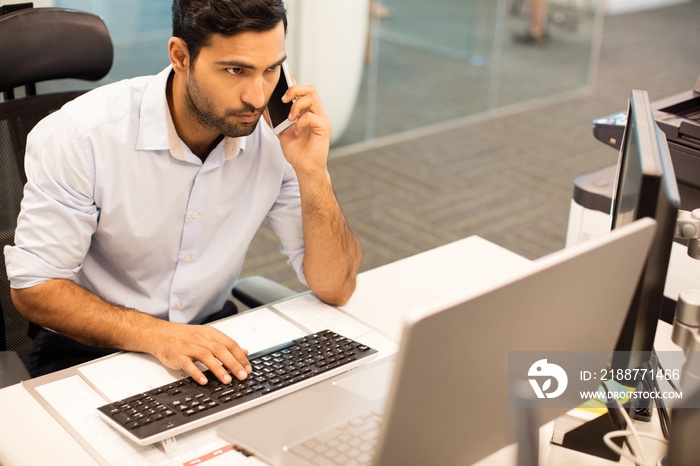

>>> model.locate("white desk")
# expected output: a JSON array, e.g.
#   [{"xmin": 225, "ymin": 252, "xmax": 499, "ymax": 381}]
[
  {"xmin": 0, "ymin": 236, "xmax": 679, "ymax": 465},
  {"xmin": 0, "ymin": 236, "xmax": 529, "ymax": 465},
  {"xmin": 340, "ymin": 236, "xmax": 532, "ymax": 340}
]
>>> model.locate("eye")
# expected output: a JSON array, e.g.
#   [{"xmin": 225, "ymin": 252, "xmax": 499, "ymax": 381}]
[
  {"xmin": 226, "ymin": 67, "xmax": 244, "ymax": 76},
  {"xmin": 266, "ymin": 64, "xmax": 280, "ymax": 73}
]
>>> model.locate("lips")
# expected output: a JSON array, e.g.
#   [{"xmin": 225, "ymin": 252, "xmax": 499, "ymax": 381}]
[{"xmin": 234, "ymin": 113, "xmax": 260, "ymax": 123}]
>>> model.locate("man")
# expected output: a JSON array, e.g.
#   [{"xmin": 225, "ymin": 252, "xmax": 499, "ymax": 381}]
[{"xmin": 4, "ymin": 0, "xmax": 362, "ymax": 386}]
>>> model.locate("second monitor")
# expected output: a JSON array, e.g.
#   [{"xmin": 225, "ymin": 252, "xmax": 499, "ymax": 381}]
[{"xmin": 609, "ymin": 89, "xmax": 681, "ymax": 369}]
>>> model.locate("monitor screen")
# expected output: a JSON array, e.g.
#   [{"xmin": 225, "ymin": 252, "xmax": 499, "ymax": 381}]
[{"xmin": 610, "ymin": 90, "xmax": 681, "ymax": 364}]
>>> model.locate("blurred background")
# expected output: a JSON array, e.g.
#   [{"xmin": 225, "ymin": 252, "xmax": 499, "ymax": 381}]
[
  {"xmin": 11, "ymin": 0, "xmax": 608, "ymax": 146},
  {"xmin": 5, "ymin": 0, "xmax": 700, "ymax": 291}
]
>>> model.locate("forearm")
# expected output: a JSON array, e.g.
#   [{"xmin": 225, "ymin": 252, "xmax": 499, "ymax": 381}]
[
  {"xmin": 11, "ymin": 279, "xmax": 163, "ymax": 353},
  {"xmin": 12, "ymin": 279, "xmax": 252, "ymax": 384},
  {"xmin": 277, "ymin": 83, "xmax": 361, "ymax": 304},
  {"xmin": 299, "ymin": 170, "xmax": 362, "ymax": 305}
]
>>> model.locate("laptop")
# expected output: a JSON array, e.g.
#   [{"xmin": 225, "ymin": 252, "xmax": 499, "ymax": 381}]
[{"xmin": 218, "ymin": 218, "xmax": 657, "ymax": 466}]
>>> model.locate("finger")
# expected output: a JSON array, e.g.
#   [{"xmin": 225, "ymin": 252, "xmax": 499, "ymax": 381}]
[
  {"xmin": 212, "ymin": 340, "xmax": 252, "ymax": 382},
  {"xmin": 288, "ymin": 95, "xmax": 325, "ymax": 121},
  {"xmin": 195, "ymin": 348, "xmax": 239, "ymax": 385},
  {"xmin": 196, "ymin": 328, "xmax": 251, "ymax": 381},
  {"xmin": 282, "ymin": 84, "xmax": 316, "ymax": 103},
  {"xmin": 294, "ymin": 111, "xmax": 331, "ymax": 137},
  {"xmin": 285, "ymin": 87, "xmax": 326, "ymax": 118},
  {"xmin": 178, "ymin": 356, "xmax": 209, "ymax": 385}
]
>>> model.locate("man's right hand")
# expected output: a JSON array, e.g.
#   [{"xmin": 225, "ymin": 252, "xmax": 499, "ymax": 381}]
[
  {"xmin": 149, "ymin": 321, "xmax": 253, "ymax": 385},
  {"xmin": 12, "ymin": 280, "xmax": 251, "ymax": 386}
]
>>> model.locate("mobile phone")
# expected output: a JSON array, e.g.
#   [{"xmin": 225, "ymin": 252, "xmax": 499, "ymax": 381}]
[{"xmin": 267, "ymin": 62, "xmax": 296, "ymax": 135}]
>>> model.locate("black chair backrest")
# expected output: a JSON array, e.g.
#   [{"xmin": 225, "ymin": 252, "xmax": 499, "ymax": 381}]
[
  {"xmin": 0, "ymin": 7, "xmax": 113, "ymax": 98},
  {"xmin": 0, "ymin": 7, "xmax": 113, "ymax": 363}
]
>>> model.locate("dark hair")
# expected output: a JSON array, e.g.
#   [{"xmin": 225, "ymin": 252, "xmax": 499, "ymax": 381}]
[{"xmin": 172, "ymin": 0, "xmax": 288, "ymax": 65}]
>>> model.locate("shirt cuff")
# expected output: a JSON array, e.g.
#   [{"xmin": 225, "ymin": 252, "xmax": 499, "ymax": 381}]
[{"xmin": 4, "ymin": 245, "xmax": 78, "ymax": 289}]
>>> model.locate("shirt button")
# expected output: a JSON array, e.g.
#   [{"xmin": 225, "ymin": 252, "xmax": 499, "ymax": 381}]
[
  {"xmin": 174, "ymin": 302, "xmax": 183, "ymax": 310},
  {"xmin": 191, "ymin": 211, "xmax": 199, "ymax": 219},
  {"xmin": 183, "ymin": 255, "xmax": 191, "ymax": 263}
]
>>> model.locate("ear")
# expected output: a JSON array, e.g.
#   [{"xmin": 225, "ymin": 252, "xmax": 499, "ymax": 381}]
[{"xmin": 168, "ymin": 37, "xmax": 190, "ymax": 76}]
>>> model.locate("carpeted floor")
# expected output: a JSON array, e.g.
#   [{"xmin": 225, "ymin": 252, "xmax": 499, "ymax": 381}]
[{"xmin": 241, "ymin": 2, "xmax": 700, "ymax": 292}]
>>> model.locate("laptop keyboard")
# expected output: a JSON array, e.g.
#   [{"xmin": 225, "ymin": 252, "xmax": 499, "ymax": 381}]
[
  {"xmin": 287, "ymin": 411, "xmax": 383, "ymax": 466},
  {"xmin": 97, "ymin": 330, "xmax": 377, "ymax": 444}
]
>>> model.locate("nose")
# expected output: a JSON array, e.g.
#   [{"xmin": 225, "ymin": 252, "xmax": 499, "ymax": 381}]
[{"xmin": 241, "ymin": 75, "xmax": 266, "ymax": 110}]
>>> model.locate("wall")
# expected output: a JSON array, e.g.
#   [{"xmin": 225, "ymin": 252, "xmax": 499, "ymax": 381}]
[{"xmin": 604, "ymin": 0, "xmax": 691, "ymax": 15}]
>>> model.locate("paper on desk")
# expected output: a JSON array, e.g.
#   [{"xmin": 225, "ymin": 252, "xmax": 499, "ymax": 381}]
[
  {"xmin": 210, "ymin": 306, "xmax": 307, "ymax": 354},
  {"xmin": 79, "ymin": 352, "xmax": 183, "ymax": 402},
  {"xmin": 272, "ymin": 294, "xmax": 398, "ymax": 356},
  {"xmin": 34, "ymin": 375, "xmax": 170, "ymax": 465},
  {"xmin": 32, "ymin": 374, "xmax": 268, "ymax": 466}
]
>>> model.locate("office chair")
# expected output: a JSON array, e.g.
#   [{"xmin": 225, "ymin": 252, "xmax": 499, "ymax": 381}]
[
  {"xmin": 231, "ymin": 275, "xmax": 297, "ymax": 310},
  {"xmin": 0, "ymin": 6, "xmax": 113, "ymax": 386}
]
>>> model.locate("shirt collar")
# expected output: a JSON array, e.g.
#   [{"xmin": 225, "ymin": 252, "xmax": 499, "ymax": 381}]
[{"xmin": 136, "ymin": 65, "xmax": 245, "ymax": 161}]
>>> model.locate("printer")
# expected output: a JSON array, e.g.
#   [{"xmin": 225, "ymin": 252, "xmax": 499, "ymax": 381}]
[{"xmin": 567, "ymin": 76, "xmax": 700, "ymax": 323}]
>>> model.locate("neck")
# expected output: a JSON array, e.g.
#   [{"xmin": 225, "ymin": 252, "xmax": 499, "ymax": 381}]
[
  {"xmin": 190, "ymin": 134, "xmax": 224, "ymax": 161},
  {"xmin": 166, "ymin": 72, "xmax": 220, "ymax": 161}
]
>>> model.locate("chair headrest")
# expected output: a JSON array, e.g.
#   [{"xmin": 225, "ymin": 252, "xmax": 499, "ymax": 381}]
[{"xmin": 0, "ymin": 8, "xmax": 114, "ymax": 93}]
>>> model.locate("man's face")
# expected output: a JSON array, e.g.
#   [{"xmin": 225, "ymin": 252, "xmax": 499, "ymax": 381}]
[{"xmin": 184, "ymin": 22, "xmax": 286, "ymax": 138}]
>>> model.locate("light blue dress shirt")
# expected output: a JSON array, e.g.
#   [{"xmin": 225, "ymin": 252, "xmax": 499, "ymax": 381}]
[{"xmin": 4, "ymin": 66, "xmax": 306, "ymax": 324}]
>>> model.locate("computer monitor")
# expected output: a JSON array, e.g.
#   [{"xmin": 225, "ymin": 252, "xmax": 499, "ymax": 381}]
[{"xmin": 610, "ymin": 89, "xmax": 681, "ymax": 364}]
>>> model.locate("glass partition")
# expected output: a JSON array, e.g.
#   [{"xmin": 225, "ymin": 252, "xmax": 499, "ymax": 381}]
[
  {"xmin": 24, "ymin": 0, "xmax": 603, "ymax": 148},
  {"xmin": 337, "ymin": 0, "xmax": 604, "ymax": 146}
]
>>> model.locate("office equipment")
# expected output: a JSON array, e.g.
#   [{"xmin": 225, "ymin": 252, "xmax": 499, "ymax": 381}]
[
  {"xmin": 609, "ymin": 90, "xmax": 681, "ymax": 369},
  {"xmin": 512, "ymin": 382, "xmax": 540, "ymax": 466},
  {"xmin": 601, "ymin": 390, "xmax": 667, "ymax": 465},
  {"xmin": 653, "ymin": 88, "xmax": 700, "ymax": 211},
  {"xmin": 556, "ymin": 89, "xmax": 681, "ymax": 461},
  {"xmin": 0, "ymin": 6, "xmax": 113, "ymax": 380},
  {"xmin": 592, "ymin": 110, "xmax": 628, "ymax": 149},
  {"xmin": 666, "ymin": 385, "xmax": 700, "ymax": 466},
  {"xmin": 285, "ymin": 409, "xmax": 384, "ymax": 465},
  {"xmin": 671, "ymin": 290, "xmax": 700, "ymax": 353},
  {"xmin": 217, "ymin": 218, "xmax": 656, "ymax": 466},
  {"xmin": 593, "ymin": 76, "xmax": 700, "ymax": 211},
  {"xmin": 671, "ymin": 291, "xmax": 700, "ymax": 399},
  {"xmin": 97, "ymin": 329, "xmax": 378, "ymax": 446},
  {"xmin": 573, "ymin": 80, "xmax": 700, "ymax": 323}
]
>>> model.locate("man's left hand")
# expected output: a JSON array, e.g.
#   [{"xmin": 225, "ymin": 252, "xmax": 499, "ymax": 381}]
[{"xmin": 277, "ymin": 84, "xmax": 332, "ymax": 180}]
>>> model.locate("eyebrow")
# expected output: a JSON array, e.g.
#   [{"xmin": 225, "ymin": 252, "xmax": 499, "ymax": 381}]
[{"xmin": 215, "ymin": 56, "xmax": 287, "ymax": 71}]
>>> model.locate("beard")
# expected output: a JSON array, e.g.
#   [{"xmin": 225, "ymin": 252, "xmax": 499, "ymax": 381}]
[{"xmin": 184, "ymin": 73, "xmax": 264, "ymax": 138}]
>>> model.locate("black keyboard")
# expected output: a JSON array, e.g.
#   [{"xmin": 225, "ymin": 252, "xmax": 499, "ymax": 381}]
[{"xmin": 97, "ymin": 330, "xmax": 378, "ymax": 445}]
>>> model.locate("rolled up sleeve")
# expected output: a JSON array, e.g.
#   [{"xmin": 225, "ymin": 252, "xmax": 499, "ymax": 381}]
[{"xmin": 5, "ymin": 110, "xmax": 98, "ymax": 289}]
